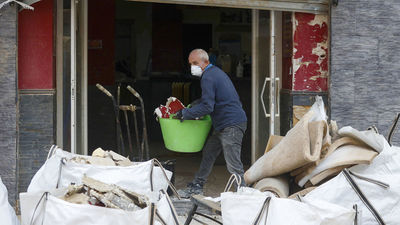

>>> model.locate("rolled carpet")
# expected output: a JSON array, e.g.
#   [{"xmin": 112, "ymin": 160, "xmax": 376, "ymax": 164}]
[{"xmin": 244, "ymin": 111, "xmax": 323, "ymax": 184}]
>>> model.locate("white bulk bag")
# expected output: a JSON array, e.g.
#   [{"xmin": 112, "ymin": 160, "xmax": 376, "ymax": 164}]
[
  {"xmin": 220, "ymin": 187, "xmax": 354, "ymax": 225},
  {"xmin": 305, "ymin": 147, "xmax": 400, "ymax": 225},
  {"xmin": 20, "ymin": 189, "xmax": 179, "ymax": 225},
  {"xmin": 0, "ymin": 177, "xmax": 20, "ymax": 225},
  {"xmin": 28, "ymin": 146, "xmax": 172, "ymax": 193}
]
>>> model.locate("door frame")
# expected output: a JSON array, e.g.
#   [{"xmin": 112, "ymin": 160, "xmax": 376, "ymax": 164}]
[{"xmin": 56, "ymin": 0, "xmax": 88, "ymax": 154}]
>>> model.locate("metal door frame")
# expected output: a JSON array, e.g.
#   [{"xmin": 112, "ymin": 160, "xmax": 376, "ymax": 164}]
[
  {"xmin": 56, "ymin": 0, "xmax": 88, "ymax": 154},
  {"xmin": 251, "ymin": 10, "xmax": 282, "ymax": 163}
]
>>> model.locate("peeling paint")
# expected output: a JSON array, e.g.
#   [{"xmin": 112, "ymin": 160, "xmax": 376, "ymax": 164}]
[
  {"xmin": 307, "ymin": 14, "xmax": 328, "ymax": 27},
  {"xmin": 312, "ymin": 42, "xmax": 328, "ymax": 65},
  {"xmin": 309, "ymin": 71, "xmax": 328, "ymax": 81},
  {"xmin": 292, "ymin": 12, "xmax": 328, "ymax": 92},
  {"xmin": 293, "ymin": 57, "xmax": 302, "ymax": 77}
]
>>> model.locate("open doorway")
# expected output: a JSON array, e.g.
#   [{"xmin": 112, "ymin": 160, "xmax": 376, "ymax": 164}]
[
  {"xmin": 86, "ymin": 1, "xmax": 254, "ymax": 195},
  {"xmin": 55, "ymin": 0, "xmax": 282, "ymax": 196}
]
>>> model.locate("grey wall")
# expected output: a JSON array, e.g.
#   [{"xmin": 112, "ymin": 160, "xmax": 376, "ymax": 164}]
[
  {"xmin": 0, "ymin": 5, "xmax": 17, "ymax": 205},
  {"xmin": 330, "ymin": 1, "xmax": 400, "ymax": 143},
  {"xmin": 18, "ymin": 93, "xmax": 55, "ymax": 193}
]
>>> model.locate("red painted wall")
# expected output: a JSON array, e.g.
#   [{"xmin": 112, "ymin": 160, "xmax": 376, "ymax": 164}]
[
  {"xmin": 88, "ymin": 0, "xmax": 115, "ymax": 85},
  {"xmin": 292, "ymin": 12, "xmax": 328, "ymax": 92},
  {"xmin": 18, "ymin": 0, "xmax": 54, "ymax": 89}
]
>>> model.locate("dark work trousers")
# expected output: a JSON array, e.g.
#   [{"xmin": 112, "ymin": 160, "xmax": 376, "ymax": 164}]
[{"xmin": 192, "ymin": 122, "xmax": 247, "ymax": 186}]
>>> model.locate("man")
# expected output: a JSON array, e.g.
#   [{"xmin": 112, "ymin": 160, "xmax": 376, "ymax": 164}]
[{"xmin": 175, "ymin": 49, "xmax": 247, "ymax": 198}]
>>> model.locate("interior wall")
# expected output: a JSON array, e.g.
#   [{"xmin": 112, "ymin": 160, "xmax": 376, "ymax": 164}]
[
  {"xmin": 115, "ymin": 0, "xmax": 152, "ymax": 78},
  {"xmin": 88, "ymin": 0, "xmax": 117, "ymax": 153},
  {"xmin": 181, "ymin": 7, "xmax": 251, "ymax": 56},
  {"xmin": 88, "ymin": 2, "xmax": 252, "ymax": 163},
  {"xmin": 88, "ymin": 0, "xmax": 115, "ymax": 85}
]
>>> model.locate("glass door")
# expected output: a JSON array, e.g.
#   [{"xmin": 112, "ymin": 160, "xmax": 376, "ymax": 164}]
[
  {"xmin": 251, "ymin": 10, "xmax": 270, "ymax": 163},
  {"xmin": 251, "ymin": 10, "xmax": 281, "ymax": 163}
]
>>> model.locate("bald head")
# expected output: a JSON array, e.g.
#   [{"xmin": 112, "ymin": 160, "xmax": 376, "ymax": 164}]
[{"xmin": 189, "ymin": 49, "xmax": 210, "ymax": 70}]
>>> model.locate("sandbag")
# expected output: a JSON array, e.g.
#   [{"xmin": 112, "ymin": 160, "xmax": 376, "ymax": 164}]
[
  {"xmin": 28, "ymin": 146, "xmax": 172, "ymax": 193},
  {"xmin": 304, "ymin": 146, "xmax": 400, "ymax": 224},
  {"xmin": 20, "ymin": 189, "xmax": 178, "ymax": 225},
  {"xmin": 297, "ymin": 144, "xmax": 377, "ymax": 187},
  {"xmin": 0, "ymin": 177, "xmax": 20, "ymax": 225},
  {"xmin": 253, "ymin": 175, "xmax": 289, "ymax": 198},
  {"xmin": 245, "ymin": 111, "xmax": 322, "ymax": 184},
  {"xmin": 220, "ymin": 187, "xmax": 355, "ymax": 225}
]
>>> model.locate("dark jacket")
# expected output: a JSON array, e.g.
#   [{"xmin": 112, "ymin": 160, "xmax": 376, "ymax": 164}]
[{"xmin": 182, "ymin": 65, "xmax": 247, "ymax": 131}]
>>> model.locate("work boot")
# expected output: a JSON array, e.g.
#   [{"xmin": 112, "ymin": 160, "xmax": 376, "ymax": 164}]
[{"xmin": 177, "ymin": 182, "xmax": 203, "ymax": 199}]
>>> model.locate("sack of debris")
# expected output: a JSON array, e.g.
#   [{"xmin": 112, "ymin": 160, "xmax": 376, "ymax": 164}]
[
  {"xmin": 20, "ymin": 176, "xmax": 179, "ymax": 225},
  {"xmin": 28, "ymin": 146, "xmax": 172, "ymax": 193},
  {"xmin": 0, "ymin": 177, "xmax": 20, "ymax": 225},
  {"xmin": 304, "ymin": 144, "xmax": 400, "ymax": 224},
  {"xmin": 220, "ymin": 187, "xmax": 355, "ymax": 225}
]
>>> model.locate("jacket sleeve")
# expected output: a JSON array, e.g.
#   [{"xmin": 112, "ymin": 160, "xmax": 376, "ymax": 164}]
[{"xmin": 182, "ymin": 75, "xmax": 215, "ymax": 119}]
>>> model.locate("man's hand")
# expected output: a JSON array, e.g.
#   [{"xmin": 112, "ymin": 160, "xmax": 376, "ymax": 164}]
[{"xmin": 173, "ymin": 110, "xmax": 184, "ymax": 122}]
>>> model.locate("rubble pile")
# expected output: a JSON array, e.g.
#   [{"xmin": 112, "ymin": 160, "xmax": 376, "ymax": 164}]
[
  {"xmin": 20, "ymin": 146, "xmax": 178, "ymax": 225},
  {"xmin": 69, "ymin": 147, "xmax": 133, "ymax": 167},
  {"xmin": 62, "ymin": 176, "xmax": 149, "ymax": 211}
]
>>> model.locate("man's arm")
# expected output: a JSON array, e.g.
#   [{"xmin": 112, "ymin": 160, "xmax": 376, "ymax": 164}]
[{"xmin": 182, "ymin": 76, "xmax": 215, "ymax": 119}]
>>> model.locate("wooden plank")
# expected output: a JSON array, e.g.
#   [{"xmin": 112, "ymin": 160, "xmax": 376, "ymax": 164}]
[
  {"xmin": 126, "ymin": 0, "xmax": 329, "ymax": 14},
  {"xmin": 191, "ymin": 195, "xmax": 221, "ymax": 215}
]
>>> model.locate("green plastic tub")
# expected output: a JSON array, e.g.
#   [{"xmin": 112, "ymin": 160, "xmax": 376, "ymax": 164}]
[{"xmin": 159, "ymin": 115, "xmax": 212, "ymax": 153}]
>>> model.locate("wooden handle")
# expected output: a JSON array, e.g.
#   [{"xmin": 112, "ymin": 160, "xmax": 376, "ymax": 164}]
[
  {"xmin": 119, "ymin": 105, "xmax": 136, "ymax": 111},
  {"xmin": 127, "ymin": 85, "xmax": 140, "ymax": 98},
  {"xmin": 96, "ymin": 83, "xmax": 112, "ymax": 97}
]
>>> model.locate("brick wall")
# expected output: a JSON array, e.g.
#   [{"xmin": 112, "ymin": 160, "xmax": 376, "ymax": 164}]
[
  {"xmin": 330, "ymin": 1, "xmax": 400, "ymax": 144},
  {"xmin": 0, "ymin": 5, "xmax": 17, "ymax": 205}
]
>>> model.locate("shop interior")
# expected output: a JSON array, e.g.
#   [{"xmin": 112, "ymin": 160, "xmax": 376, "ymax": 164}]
[{"xmin": 82, "ymin": 1, "xmax": 258, "ymax": 194}]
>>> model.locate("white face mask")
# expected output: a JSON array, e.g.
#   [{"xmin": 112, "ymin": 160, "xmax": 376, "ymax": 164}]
[{"xmin": 191, "ymin": 65, "xmax": 203, "ymax": 77}]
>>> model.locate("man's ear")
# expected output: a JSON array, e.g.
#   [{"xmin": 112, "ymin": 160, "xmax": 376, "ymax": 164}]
[{"xmin": 202, "ymin": 60, "xmax": 210, "ymax": 70}]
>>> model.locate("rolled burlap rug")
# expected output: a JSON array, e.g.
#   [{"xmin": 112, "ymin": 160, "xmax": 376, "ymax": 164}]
[
  {"xmin": 253, "ymin": 175, "xmax": 289, "ymax": 198},
  {"xmin": 244, "ymin": 111, "xmax": 323, "ymax": 184}
]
